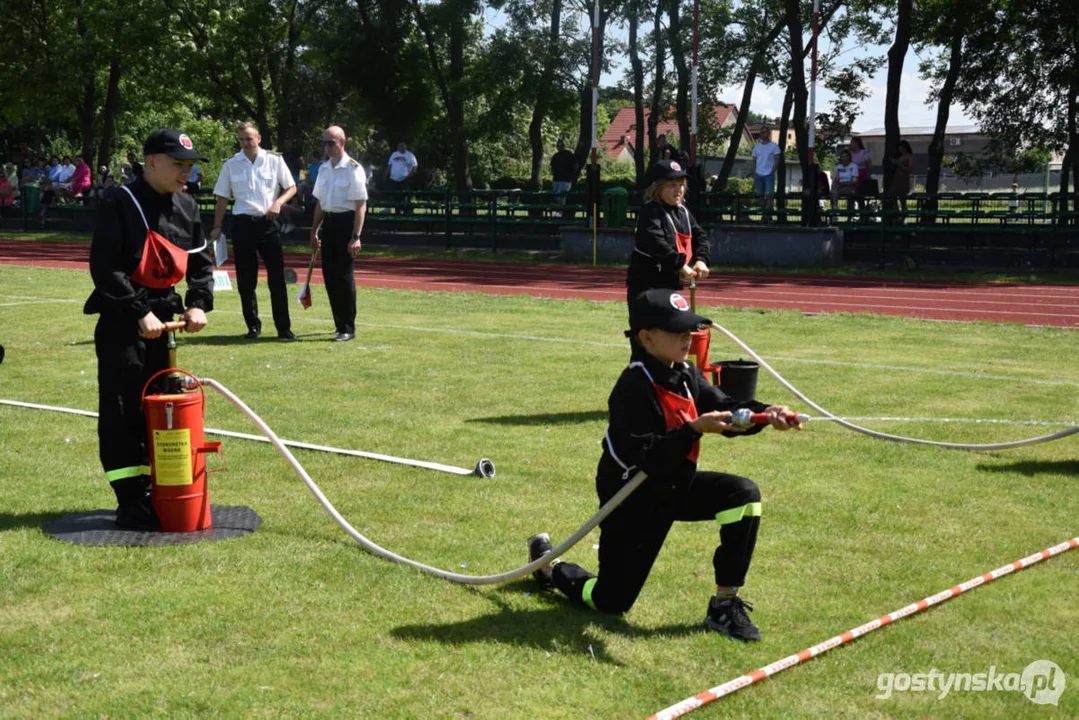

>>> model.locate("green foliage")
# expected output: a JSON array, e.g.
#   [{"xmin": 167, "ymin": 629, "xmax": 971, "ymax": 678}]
[{"xmin": 716, "ymin": 176, "xmax": 756, "ymax": 193}]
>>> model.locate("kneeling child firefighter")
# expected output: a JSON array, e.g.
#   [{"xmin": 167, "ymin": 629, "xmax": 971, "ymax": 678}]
[{"xmin": 528, "ymin": 289, "xmax": 801, "ymax": 641}]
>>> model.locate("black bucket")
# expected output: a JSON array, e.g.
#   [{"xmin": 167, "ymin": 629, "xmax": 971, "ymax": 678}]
[{"xmin": 716, "ymin": 359, "xmax": 759, "ymax": 402}]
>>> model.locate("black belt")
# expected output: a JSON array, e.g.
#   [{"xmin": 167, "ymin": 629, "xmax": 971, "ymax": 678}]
[
  {"xmin": 324, "ymin": 210, "xmax": 355, "ymax": 215},
  {"xmin": 234, "ymin": 214, "xmax": 270, "ymax": 221}
]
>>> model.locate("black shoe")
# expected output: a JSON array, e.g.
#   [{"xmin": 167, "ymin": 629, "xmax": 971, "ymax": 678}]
[
  {"xmin": 333, "ymin": 332, "xmax": 354, "ymax": 342},
  {"xmin": 244, "ymin": 328, "xmax": 262, "ymax": 339},
  {"xmin": 278, "ymin": 330, "xmax": 297, "ymax": 340},
  {"xmin": 704, "ymin": 595, "xmax": 761, "ymax": 641},
  {"xmin": 115, "ymin": 498, "xmax": 160, "ymax": 531},
  {"xmin": 527, "ymin": 532, "xmax": 558, "ymax": 590}
]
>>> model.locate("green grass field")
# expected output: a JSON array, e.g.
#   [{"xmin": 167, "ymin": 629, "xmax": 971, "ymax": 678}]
[{"xmin": 1, "ymin": 264, "xmax": 1077, "ymax": 719}]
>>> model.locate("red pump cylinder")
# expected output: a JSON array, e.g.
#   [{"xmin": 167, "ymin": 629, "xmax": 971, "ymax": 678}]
[{"xmin": 142, "ymin": 369, "xmax": 221, "ymax": 532}]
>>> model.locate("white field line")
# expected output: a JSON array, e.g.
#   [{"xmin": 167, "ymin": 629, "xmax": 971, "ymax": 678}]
[{"xmin": 5, "ymin": 296, "xmax": 1076, "ymax": 390}]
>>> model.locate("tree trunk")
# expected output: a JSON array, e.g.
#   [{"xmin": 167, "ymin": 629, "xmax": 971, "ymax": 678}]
[
  {"xmin": 448, "ymin": 7, "xmax": 471, "ymax": 190},
  {"xmin": 74, "ymin": 0, "xmax": 96, "ymax": 162},
  {"xmin": 648, "ymin": 1, "xmax": 666, "ymax": 165},
  {"xmin": 925, "ymin": 11, "xmax": 968, "ymax": 222},
  {"xmin": 412, "ymin": 0, "xmax": 474, "ymax": 190},
  {"xmin": 575, "ymin": 3, "xmax": 611, "ymax": 169},
  {"xmin": 716, "ymin": 18, "xmax": 786, "ymax": 190},
  {"xmin": 528, "ymin": 0, "xmax": 563, "ymax": 190},
  {"xmin": 776, "ymin": 84, "xmax": 794, "ymax": 200},
  {"xmin": 884, "ymin": 0, "xmax": 913, "ymax": 190},
  {"xmin": 1061, "ymin": 78, "xmax": 1077, "ymax": 223},
  {"xmin": 667, "ymin": 0, "xmax": 691, "ymax": 155},
  {"xmin": 96, "ymin": 58, "xmax": 122, "ymax": 171},
  {"xmin": 784, "ymin": 0, "xmax": 810, "ymax": 209},
  {"xmin": 275, "ymin": 0, "xmax": 301, "ymax": 151},
  {"xmin": 629, "ymin": 0, "xmax": 647, "ymax": 188}
]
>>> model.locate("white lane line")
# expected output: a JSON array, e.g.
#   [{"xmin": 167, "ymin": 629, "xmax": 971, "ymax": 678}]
[
  {"xmin": 0, "ymin": 299, "xmax": 82, "ymax": 307},
  {"xmin": 5, "ymin": 297, "xmax": 1075, "ymax": 389}
]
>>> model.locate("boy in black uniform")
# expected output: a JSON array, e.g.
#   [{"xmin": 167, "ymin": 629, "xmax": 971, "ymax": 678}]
[
  {"xmin": 528, "ymin": 289, "xmax": 801, "ymax": 641},
  {"xmin": 84, "ymin": 128, "xmax": 214, "ymax": 529},
  {"xmin": 627, "ymin": 160, "xmax": 711, "ymax": 304}
]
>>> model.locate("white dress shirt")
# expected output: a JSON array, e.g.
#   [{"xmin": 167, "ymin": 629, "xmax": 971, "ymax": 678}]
[
  {"xmin": 213, "ymin": 148, "xmax": 295, "ymax": 216},
  {"xmin": 312, "ymin": 153, "xmax": 368, "ymax": 212}
]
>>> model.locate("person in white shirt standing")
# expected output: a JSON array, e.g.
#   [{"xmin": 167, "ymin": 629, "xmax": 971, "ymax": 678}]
[
  {"xmin": 310, "ymin": 125, "xmax": 367, "ymax": 342},
  {"xmin": 750, "ymin": 129, "xmax": 782, "ymax": 222},
  {"xmin": 830, "ymin": 148, "xmax": 859, "ymax": 212},
  {"xmin": 211, "ymin": 121, "xmax": 298, "ymax": 339},
  {"xmin": 386, "ymin": 142, "xmax": 418, "ymax": 215}
]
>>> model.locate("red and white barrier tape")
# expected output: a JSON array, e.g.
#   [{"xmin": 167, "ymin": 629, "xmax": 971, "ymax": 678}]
[{"xmin": 650, "ymin": 537, "xmax": 1079, "ymax": 720}]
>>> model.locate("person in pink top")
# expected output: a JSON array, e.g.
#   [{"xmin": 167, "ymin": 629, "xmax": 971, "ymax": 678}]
[
  {"xmin": 849, "ymin": 137, "xmax": 871, "ymax": 189},
  {"xmin": 70, "ymin": 157, "xmax": 92, "ymax": 197}
]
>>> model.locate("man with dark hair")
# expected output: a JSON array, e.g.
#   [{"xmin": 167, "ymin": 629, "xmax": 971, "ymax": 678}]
[
  {"xmin": 211, "ymin": 121, "xmax": 297, "ymax": 340},
  {"xmin": 655, "ymin": 133, "xmax": 685, "ymax": 165}
]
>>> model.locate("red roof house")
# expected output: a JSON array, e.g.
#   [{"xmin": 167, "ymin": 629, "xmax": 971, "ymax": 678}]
[{"xmin": 600, "ymin": 105, "xmax": 752, "ymax": 161}]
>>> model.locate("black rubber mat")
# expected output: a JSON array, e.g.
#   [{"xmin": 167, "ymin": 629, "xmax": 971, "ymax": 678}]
[{"xmin": 43, "ymin": 505, "xmax": 261, "ymax": 546}]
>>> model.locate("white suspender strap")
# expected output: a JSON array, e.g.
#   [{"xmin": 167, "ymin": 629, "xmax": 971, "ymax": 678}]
[
  {"xmin": 628, "ymin": 361, "xmax": 654, "ymax": 384},
  {"xmin": 603, "ymin": 426, "xmax": 630, "ymax": 472},
  {"xmin": 120, "ymin": 184, "xmax": 206, "ymax": 254},
  {"xmin": 120, "ymin": 185, "xmax": 149, "ymax": 231}
]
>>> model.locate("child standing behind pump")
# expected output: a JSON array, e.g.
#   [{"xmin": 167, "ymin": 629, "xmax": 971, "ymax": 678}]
[
  {"xmin": 528, "ymin": 289, "xmax": 801, "ymax": 641},
  {"xmin": 84, "ymin": 128, "xmax": 214, "ymax": 530},
  {"xmin": 626, "ymin": 159, "xmax": 711, "ymax": 304}
]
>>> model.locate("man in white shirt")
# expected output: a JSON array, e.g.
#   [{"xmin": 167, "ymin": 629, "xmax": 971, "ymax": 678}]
[
  {"xmin": 751, "ymin": 129, "xmax": 782, "ymax": 222},
  {"xmin": 386, "ymin": 142, "xmax": 418, "ymax": 215},
  {"xmin": 211, "ymin": 121, "xmax": 298, "ymax": 339},
  {"xmin": 56, "ymin": 156, "xmax": 76, "ymax": 185},
  {"xmin": 311, "ymin": 125, "xmax": 367, "ymax": 342}
]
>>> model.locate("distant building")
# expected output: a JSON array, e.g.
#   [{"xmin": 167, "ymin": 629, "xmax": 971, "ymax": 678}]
[
  {"xmin": 851, "ymin": 125, "xmax": 989, "ymax": 175},
  {"xmin": 600, "ymin": 106, "xmax": 754, "ymax": 163},
  {"xmin": 746, "ymin": 123, "xmax": 797, "ymax": 148}
]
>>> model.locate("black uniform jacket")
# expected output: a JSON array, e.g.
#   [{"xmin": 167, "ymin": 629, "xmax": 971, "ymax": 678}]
[
  {"xmin": 84, "ymin": 177, "xmax": 214, "ymax": 320},
  {"xmin": 596, "ymin": 344, "xmax": 768, "ymax": 504},
  {"xmin": 626, "ymin": 200, "xmax": 711, "ymax": 301}
]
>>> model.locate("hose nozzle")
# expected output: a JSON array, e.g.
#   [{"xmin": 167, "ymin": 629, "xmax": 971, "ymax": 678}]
[
  {"xmin": 474, "ymin": 459, "xmax": 496, "ymax": 478},
  {"xmin": 730, "ymin": 408, "xmax": 809, "ymax": 429}
]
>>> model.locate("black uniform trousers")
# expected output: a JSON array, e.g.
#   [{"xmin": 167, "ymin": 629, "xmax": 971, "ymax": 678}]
[
  {"xmin": 320, "ymin": 211, "xmax": 357, "ymax": 335},
  {"xmin": 232, "ymin": 215, "xmax": 291, "ymax": 335},
  {"xmin": 552, "ymin": 470, "xmax": 761, "ymax": 615},
  {"xmin": 94, "ymin": 313, "xmax": 171, "ymax": 481}
]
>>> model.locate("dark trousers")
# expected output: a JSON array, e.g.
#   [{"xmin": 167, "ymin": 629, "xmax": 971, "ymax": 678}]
[
  {"xmin": 388, "ymin": 179, "xmax": 412, "ymax": 215},
  {"xmin": 232, "ymin": 215, "xmax": 291, "ymax": 334},
  {"xmin": 95, "ymin": 314, "xmax": 171, "ymax": 479},
  {"xmin": 320, "ymin": 211, "xmax": 356, "ymax": 334},
  {"xmin": 552, "ymin": 471, "xmax": 761, "ymax": 614}
]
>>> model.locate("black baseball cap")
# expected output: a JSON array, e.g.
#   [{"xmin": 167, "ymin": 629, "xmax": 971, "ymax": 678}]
[
  {"xmin": 644, "ymin": 158, "xmax": 688, "ymax": 186},
  {"xmin": 627, "ymin": 289, "xmax": 712, "ymax": 335},
  {"xmin": 143, "ymin": 128, "xmax": 208, "ymax": 161}
]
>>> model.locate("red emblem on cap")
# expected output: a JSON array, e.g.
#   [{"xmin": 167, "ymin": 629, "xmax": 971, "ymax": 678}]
[
  {"xmin": 669, "ymin": 293, "xmax": 689, "ymax": 311},
  {"xmin": 179, "ymin": 134, "xmax": 194, "ymax": 150},
  {"xmin": 670, "ymin": 161, "xmax": 682, "ymax": 171}
]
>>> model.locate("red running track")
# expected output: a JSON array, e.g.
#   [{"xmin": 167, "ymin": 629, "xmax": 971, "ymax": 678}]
[{"xmin": 2, "ymin": 238, "xmax": 1078, "ymax": 327}]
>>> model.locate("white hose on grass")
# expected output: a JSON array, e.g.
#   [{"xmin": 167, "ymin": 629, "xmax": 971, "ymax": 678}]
[
  {"xmin": 711, "ymin": 324, "xmax": 1079, "ymax": 451},
  {"xmin": 201, "ymin": 378, "xmax": 640, "ymax": 585}
]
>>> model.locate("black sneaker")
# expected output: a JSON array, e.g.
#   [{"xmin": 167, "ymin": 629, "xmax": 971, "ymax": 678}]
[
  {"xmin": 704, "ymin": 595, "xmax": 762, "ymax": 641},
  {"xmin": 527, "ymin": 532, "xmax": 557, "ymax": 590}
]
